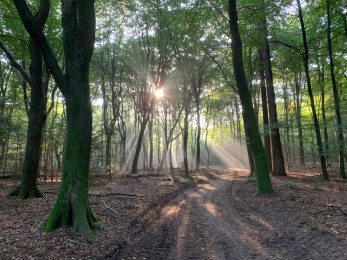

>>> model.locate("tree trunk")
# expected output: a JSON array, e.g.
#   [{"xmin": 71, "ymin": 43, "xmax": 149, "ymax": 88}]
[
  {"xmin": 258, "ymin": 21, "xmax": 286, "ymax": 176},
  {"xmin": 228, "ymin": 0, "xmax": 275, "ymax": 194},
  {"xmin": 9, "ymin": 0, "xmax": 50, "ymax": 199},
  {"xmin": 14, "ymin": 0, "xmax": 100, "ymax": 239},
  {"xmin": 294, "ymin": 74, "xmax": 305, "ymax": 166},
  {"xmin": 297, "ymin": 0, "xmax": 328, "ymax": 179},
  {"xmin": 320, "ymin": 70, "xmax": 330, "ymax": 166},
  {"xmin": 243, "ymin": 122, "xmax": 255, "ymax": 176},
  {"xmin": 148, "ymin": 115, "xmax": 154, "ymax": 170},
  {"xmin": 326, "ymin": 0, "xmax": 345, "ymax": 179},
  {"xmin": 258, "ymin": 58, "xmax": 272, "ymax": 172},
  {"xmin": 105, "ymin": 133, "xmax": 112, "ymax": 177},
  {"xmin": 131, "ymin": 118, "xmax": 148, "ymax": 173},
  {"xmin": 183, "ymin": 103, "xmax": 190, "ymax": 177},
  {"xmin": 195, "ymin": 102, "xmax": 201, "ymax": 170}
]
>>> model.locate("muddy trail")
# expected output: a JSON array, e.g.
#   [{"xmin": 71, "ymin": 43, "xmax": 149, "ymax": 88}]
[{"xmin": 105, "ymin": 170, "xmax": 347, "ymax": 260}]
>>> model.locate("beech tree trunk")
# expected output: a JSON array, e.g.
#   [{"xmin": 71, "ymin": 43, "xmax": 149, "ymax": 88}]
[
  {"xmin": 258, "ymin": 57, "xmax": 272, "ymax": 172},
  {"xmin": 148, "ymin": 115, "xmax": 154, "ymax": 170},
  {"xmin": 326, "ymin": 0, "xmax": 345, "ymax": 179},
  {"xmin": 258, "ymin": 17, "xmax": 286, "ymax": 176},
  {"xmin": 195, "ymin": 102, "xmax": 201, "ymax": 170},
  {"xmin": 228, "ymin": 0, "xmax": 275, "ymax": 194},
  {"xmin": 182, "ymin": 80, "xmax": 192, "ymax": 178},
  {"xmin": 318, "ymin": 64, "xmax": 330, "ymax": 166},
  {"xmin": 14, "ymin": 0, "xmax": 99, "ymax": 240},
  {"xmin": 131, "ymin": 118, "xmax": 149, "ymax": 173},
  {"xmin": 294, "ymin": 74, "xmax": 305, "ymax": 166},
  {"xmin": 297, "ymin": 0, "xmax": 328, "ymax": 179},
  {"xmin": 183, "ymin": 104, "xmax": 190, "ymax": 177},
  {"xmin": 9, "ymin": 0, "xmax": 50, "ymax": 199}
]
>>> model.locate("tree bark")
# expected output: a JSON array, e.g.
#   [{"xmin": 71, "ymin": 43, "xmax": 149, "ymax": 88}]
[
  {"xmin": 297, "ymin": 0, "xmax": 328, "ymax": 179},
  {"xmin": 148, "ymin": 115, "xmax": 154, "ymax": 170},
  {"xmin": 228, "ymin": 0, "xmax": 275, "ymax": 194},
  {"xmin": 294, "ymin": 74, "xmax": 305, "ymax": 166},
  {"xmin": 131, "ymin": 118, "xmax": 149, "ymax": 173},
  {"xmin": 326, "ymin": 0, "xmax": 345, "ymax": 179},
  {"xmin": 13, "ymin": 0, "xmax": 99, "ymax": 239},
  {"xmin": 258, "ymin": 56, "xmax": 272, "ymax": 172},
  {"xmin": 182, "ymin": 79, "xmax": 192, "ymax": 178},
  {"xmin": 258, "ymin": 18, "xmax": 286, "ymax": 176},
  {"xmin": 9, "ymin": 0, "xmax": 50, "ymax": 199}
]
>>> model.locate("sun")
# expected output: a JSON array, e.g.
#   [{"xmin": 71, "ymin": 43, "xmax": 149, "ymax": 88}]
[{"xmin": 154, "ymin": 88, "xmax": 164, "ymax": 99}]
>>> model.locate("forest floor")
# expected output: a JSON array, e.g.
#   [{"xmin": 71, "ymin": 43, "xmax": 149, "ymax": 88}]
[{"xmin": 0, "ymin": 165, "xmax": 346, "ymax": 260}]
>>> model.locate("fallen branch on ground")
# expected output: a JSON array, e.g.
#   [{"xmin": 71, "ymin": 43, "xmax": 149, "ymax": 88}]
[
  {"xmin": 89, "ymin": 193, "xmax": 146, "ymax": 198},
  {"xmin": 102, "ymin": 200, "xmax": 117, "ymax": 214},
  {"xmin": 313, "ymin": 208, "xmax": 347, "ymax": 216}
]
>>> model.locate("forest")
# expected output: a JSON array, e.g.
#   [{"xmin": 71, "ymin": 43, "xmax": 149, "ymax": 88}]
[{"xmin": 0, "ymin": 0, "xmax": 346, "ymax": 259}]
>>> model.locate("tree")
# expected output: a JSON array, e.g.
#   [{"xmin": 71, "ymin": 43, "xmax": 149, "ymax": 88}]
[
  {"xmin": 228, "ymin": 0, "xmax": 275, "ymax": 195},
  {"xmin": 326, "ymin": 0, "xmax": 345, "ymax": 179},
  {"xmin": 14, "ymin": 0, "xmax": 99, "ymax": 239},
  {"xmin": 257, "ymin": 0, "xmax": 286, "ymax": 176},
  {"xmin": 296, "ymin": 0, "xmax": 328, "ymax": 180},
  {"xmin": 2, "ymin": 0, "xmax": 53, "ymax": 199},
  {"xmin": 258, "ymin": 51, "xmax": 272, "ymax": 172},
  {"xmin": 191, "ymin": 58, "xmax": 208, "ymax": 170}
]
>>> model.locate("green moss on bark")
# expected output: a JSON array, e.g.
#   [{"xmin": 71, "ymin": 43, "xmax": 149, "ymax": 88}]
[{"xmin": 8, "ymin": 185, "xmax": 43, "ymax": 199}]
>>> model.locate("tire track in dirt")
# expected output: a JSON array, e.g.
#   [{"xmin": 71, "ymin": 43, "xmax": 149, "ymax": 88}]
[
  {"xmin": 111, "ymin": 170, "xmax": 259, "ymax": 259},
  {"xmin": 103, "ymin": 169, "xmax": 347, "ymax": 260}
]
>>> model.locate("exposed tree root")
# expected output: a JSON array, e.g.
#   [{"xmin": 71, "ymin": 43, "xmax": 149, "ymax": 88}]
[
  {"xmin": 43, "ymin": 199, "xmax": 100, "ymax": 241},
  {"xmin": 8, "ymin": 185, "xmax": 43, "ymax": 199}
]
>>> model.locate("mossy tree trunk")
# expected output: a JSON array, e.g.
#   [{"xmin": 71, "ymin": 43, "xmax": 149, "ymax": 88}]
[
  {"xmin": 9, "ymin": 0, "xmax": 50, "ymax": 199},
  {"xmin": 228, "ymin": 0, "xmax": 275, "ymax": 195},
  {"xmin": 14, "ymin": 0, "xmax": 98, "ymax": 240}
]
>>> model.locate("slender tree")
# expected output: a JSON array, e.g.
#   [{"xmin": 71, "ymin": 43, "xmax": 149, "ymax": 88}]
[
  {"xmin": 326, "ymin": 0, "xmax": 345, "ymax": 179},
  {"xmin": 258, "ymin": 3, "xmax": 286, "ymax": 176},
  {"xmin": 258, "ymin": 53, "xmax": 272, "ymax": 172},
  {"xmin": 296, "ymin": 0, "xmax": 328, "ymax": 180},
  {"xmin": 228, "ymin": 0, "xmax": 275, "ymax": 195}
]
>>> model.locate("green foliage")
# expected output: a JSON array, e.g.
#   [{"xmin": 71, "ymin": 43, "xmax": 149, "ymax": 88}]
[{"xmin": 278, "ymin": 182, "xmax": 297, "ymax": 189}]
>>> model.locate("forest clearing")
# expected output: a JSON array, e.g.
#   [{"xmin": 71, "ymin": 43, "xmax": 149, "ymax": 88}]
[
  {"xmin": 1, "ymin": 0, "xmax": 346, "ymax": 259},
  {"xmin": 0, "ymin": 166, "xmax": 346, "ymax": 259}
]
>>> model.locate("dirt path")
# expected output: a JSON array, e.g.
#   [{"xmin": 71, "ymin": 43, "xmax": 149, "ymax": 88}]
[{"xmin": 110, "ymin": 170, "xmax": 347, "ymax": 260}]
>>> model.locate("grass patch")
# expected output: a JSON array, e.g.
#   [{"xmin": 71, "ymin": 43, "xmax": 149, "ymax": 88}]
[{"xmin": 309, "ymin": 182, "xmax": 321, "ymax": 190}]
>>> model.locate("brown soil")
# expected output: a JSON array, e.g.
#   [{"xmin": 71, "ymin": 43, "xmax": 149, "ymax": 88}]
[{"xmin": 0, "ymin": 166, "xmax": 346, "ymax": 260}]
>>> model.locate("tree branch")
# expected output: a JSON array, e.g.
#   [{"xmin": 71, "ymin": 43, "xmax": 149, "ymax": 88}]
[
  {"xmin": 0, "ymin": 40, "xmax": 31, "ymax": 85},
  {"xmin": 202, "ymin": 46, "xmax": 237, "ymax": 92},
  {"xmin": 13, "ymin": 0, "xmax": 67, "ymax": 95},
  {"xmin": 270, "ymin": 39, "xmax": 304, "ymax": 58}
]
